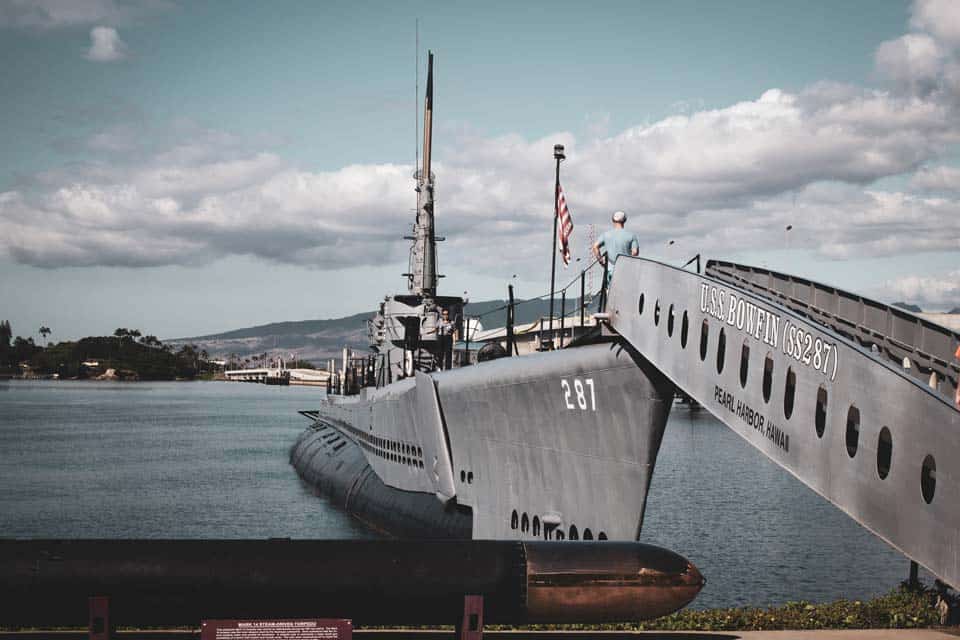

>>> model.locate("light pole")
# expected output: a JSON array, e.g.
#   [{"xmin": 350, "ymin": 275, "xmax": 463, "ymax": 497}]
[{"xmin": 546, "ymin": 143, "xmax": 565, "ymax": 351}]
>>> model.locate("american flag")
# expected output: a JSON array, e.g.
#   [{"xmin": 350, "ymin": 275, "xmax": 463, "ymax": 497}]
[{"xmin": 557, "ymin": 183, "xmax": 574, "ymax": 266}]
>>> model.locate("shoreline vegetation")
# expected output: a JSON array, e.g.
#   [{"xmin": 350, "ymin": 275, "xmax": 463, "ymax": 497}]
[{"xmin": 0, "ymin": 321, "xmax": 213, "ymax": 381}]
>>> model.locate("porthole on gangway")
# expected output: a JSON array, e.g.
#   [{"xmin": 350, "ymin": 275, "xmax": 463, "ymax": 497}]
[
  {"xmin": 716, "ymin": 328, "xmax": 726, "ymax": 374},
  {"xmin": 739, "ymin": 340, "xmax": 749, "ymax": 388},
  {"xmin": 783, "ymin": 367, "xmax": 796, "ymax": 420},
  {"xmin": 762, "ymin": 353, "xmax": 774, "ymax": 403},
  {"xmin": 846, "ymin": 405, "xmax": 860, "ymax": 458},
  {"xmin": 521, "ymin": 513, "xmax": 529, "ymax": 533},
  {"xmin": 815, "ymin": 385, "xmax": 828, "ymax": 439},
  {"xmin": 511, "ymin": 510, "xmax": 519, "ymax": 530},
  {"xmin": 877, "ymin": 427, "xmax": 892, "ymax": 480},
  {"xmin": 681, "ymin": 311, "xmax": 689, "ymax": 348},
  {"xmin": 667, "ymin": 304, "xmax": 675, "ymax": 337},
  {"xmin": 921, "ymin": 454, "xmax": 936, "ymax": 504},
  {"xmin": 569, "ymin": 525, "xmax": 579, "ymax": 540},
  {"xmin": 700, "ymin": 320, "xmax": 709, "ymax": 361},
  {"xmin": 583, "ymin": 528, "xmax": 593, "ymax": 540}
]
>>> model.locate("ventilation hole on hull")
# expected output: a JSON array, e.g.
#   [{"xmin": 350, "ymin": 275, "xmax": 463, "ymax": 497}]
[
  {"xmin": 877, "ymin": 427, "xmax": 892, "ymax": 480},
  {"xmin": 533, "ymin": 516, "xmax": 541, "ymax": 537},
  {"xmin": 716, "ymin": 328, "xmax": 726, "ymax": 374},
  {"xmin": 762, "ymin": 353, "xmax": 774, "ymax": 403},
  {"xmin": 846, "ymin": 405, "xmax": 860, "ymax": 458},
  {"xmin": 598, "ymin": 532, "xmax": 608, "ymax": 540},
  {"xmin": 921, "ymin": 455, "xmax": 936, "ymax": 504},
  {"xmin": 815, "ymin": 385, "xmax": 828, "ymax": 438},
  {"xmin": 460, "ymin": 470, "xmax": 466, "ymax": 482},
  {"xmin": 740, "ymin": 341, "xmax": 750, "ymax": 388},
  {"xmin": 555, "ymin": 530, "xmax": 565, "ymax": 541},
  {"xmin": 521, "ymin": 513, "xmax": 529, "ymax": 533},
  {"xmin": 681, "ymin": 311, "xmax": 689, "ymax": 348},
  {"xmin": 569, "ymin": 525, "xmax": 579, "ymax": 540},
  {"xmin": 700, "ymin": 320, "xmax": 709, "ymax": 361},
  {"xmin": 511, "ymin": 510, "xmax": 519, "ymax": 530},
  {"xmin": 784, "ymin": 367, "xmax": 796, "ymax": 420},
  {"xmin": 667, "ymin": 304, "xmax": 675, "ymax": 337},
  {"xmin": 583, "ymin": 528, "xmax": 593, "ymax": 540},
  {"xmin": 638, "ymin": 293, "xmax": 645, "ymax": 315},
  {"xmin": 467, "ymin": 471, "xmax": 474, "ymax": 484},
  {"xmin": 654, "ymin": 300, "xmax": 661, "ymax": 326}
]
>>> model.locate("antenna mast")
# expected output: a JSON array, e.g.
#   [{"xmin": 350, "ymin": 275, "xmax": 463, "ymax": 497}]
[{"xmin": 409, "ymin": 50, "xmax": 437, "ymax": 298}]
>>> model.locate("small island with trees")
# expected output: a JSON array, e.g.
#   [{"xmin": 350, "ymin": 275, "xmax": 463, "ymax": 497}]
[{"xmin": 0, "ymin": 321, "xmax": 214, "ymax": 381}]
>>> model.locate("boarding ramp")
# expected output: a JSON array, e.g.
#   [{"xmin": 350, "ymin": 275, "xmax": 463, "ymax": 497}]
[{"xmin": 605, "ymin": 257, "xmax": 960, "ymax": 589}]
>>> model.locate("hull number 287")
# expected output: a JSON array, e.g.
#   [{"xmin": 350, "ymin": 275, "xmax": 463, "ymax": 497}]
[{"xmin": 561, "ymin": 378, "xmax": 596, "ymax": 411}]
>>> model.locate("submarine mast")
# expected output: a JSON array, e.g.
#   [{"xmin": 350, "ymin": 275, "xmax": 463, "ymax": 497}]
[{"xmin": 409, "ymin": 50, "xmax": 437, "ymax": 299}]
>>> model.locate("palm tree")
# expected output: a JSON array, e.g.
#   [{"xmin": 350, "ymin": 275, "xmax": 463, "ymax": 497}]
[{"xmin": 38, "ymin": 326, "xmax": 51, "ymax": 346}]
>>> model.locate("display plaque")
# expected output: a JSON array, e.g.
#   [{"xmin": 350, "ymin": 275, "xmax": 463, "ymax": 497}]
[{"xmin": 201, "ymin": 619, "xmax": 352, "ymax": 640}]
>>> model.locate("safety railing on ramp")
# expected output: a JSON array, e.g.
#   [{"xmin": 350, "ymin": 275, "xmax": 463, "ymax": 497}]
[{"xmin": 706, "ymin": 260, "xmax": 960, "ymax": 405}]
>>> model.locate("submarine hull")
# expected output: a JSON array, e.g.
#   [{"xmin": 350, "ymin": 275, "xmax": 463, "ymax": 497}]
[{"xmin": 292, "ymin": 341, "xmax": 676, "ymax": 542}]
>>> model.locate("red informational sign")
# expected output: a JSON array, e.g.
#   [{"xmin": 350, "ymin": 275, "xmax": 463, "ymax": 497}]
[{"xmin": 201, "ymin": 619, "xmax": 352, "ymax": 640}]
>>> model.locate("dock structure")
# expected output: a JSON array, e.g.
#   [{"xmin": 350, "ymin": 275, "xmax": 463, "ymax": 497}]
[{"xmin": 224, "ymin": 367, "xmax": 329, "ymax": 386}]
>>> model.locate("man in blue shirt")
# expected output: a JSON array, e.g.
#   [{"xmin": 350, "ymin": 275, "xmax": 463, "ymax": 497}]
[{"xmin": 592, "ymin": 210, "xmax": 639, "ymax": 279}]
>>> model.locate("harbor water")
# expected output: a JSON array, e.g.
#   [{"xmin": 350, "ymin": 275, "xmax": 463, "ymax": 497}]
[{"xmin": 0, "ymin": 379, "xmax": 919, "ymax": 609}]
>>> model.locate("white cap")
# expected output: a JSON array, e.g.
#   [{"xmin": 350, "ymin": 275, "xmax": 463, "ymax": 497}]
[{"xmin": 612, "ymin": 210, "xmax": 627, "ymax": 223}]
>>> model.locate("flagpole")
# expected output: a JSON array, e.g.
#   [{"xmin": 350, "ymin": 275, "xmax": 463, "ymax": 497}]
[{"xmin": 547, "ymin": 143, "xmax": 565, "ymax": 351}]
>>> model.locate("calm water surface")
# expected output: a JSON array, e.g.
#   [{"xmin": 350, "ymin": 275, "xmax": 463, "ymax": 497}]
[{"xmin": 0, "ymin": 380, "xmax": 922, "ymax": 609}]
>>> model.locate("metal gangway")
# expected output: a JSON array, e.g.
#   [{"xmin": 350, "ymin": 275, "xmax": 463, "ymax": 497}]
[{"xmin": 603, "ymin": 257, "xmax": 960, "ymax": 590}]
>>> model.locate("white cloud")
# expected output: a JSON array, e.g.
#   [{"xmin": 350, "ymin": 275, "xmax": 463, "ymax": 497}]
[
  {"xmin": 910, "ymin": 0, "xmax": 960, "ymax": 49},
  {"xmin": 911, "ymin": 164, "xmax": 960, "ymax": 192},
  {"xmin": 0, "ymin": 0, "xmax": 169, "ymax": 29},
  {"xmin": 2, "ymin": 0, "xmax": 960, "ymax": 277},
  {"xmin": 875, "ymin": 33, "xmax": 945, "ymax": 96},
  {"xmin": 881, "ymin": 270, "xmax": 960, "ymax": 310},
  {"xmin": 84, "ymin": 25, "xmax": 126, "ymax": 62}
]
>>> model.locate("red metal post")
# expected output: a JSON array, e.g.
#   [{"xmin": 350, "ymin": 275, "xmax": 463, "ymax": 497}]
[
  {"xmin": 89, "ymin": 596, "xmax": 110, "ymax": 640},
  {"xmin": 458, "ymin": 594, "xmax": 484, "ymax": 640}
]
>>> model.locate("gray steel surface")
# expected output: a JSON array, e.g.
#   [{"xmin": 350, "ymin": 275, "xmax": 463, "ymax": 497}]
[
  {"xmin": 302, "ymin": 341, "xmax": 675, "ymax": 542},
  {"xmin": 606, "ymin": 257, "xmax": 960, "ymax": 588}
]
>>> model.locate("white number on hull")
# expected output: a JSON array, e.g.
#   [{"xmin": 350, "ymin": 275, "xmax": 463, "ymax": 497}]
[{"xmin": 561, "ymin": 378, "xmax": 596, "ymax": 411}]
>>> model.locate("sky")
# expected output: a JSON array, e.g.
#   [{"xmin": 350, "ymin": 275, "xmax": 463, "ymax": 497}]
[{"xmin": 1, "ymin": 0, "xmax": 959, "ymax": 341}]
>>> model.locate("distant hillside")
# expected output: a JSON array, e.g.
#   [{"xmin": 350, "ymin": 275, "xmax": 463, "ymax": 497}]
[
  {"xmin": 170, "ymin": 295, "xmax": 597, "ymax": 365},
  {"xmin": 186, "ymin": 312, "xmax": 371, "ymax": 341}
]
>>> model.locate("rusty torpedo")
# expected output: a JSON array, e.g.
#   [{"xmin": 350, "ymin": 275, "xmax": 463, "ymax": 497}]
[{"xmin": 0, "ymin": 539, "xmax": 704, "ymax": 625}]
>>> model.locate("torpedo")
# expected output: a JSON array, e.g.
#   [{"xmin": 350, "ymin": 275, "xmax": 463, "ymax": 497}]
[{"xmin": 0, "ymin": 539, "xmax": 705, "ymax": 625}]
